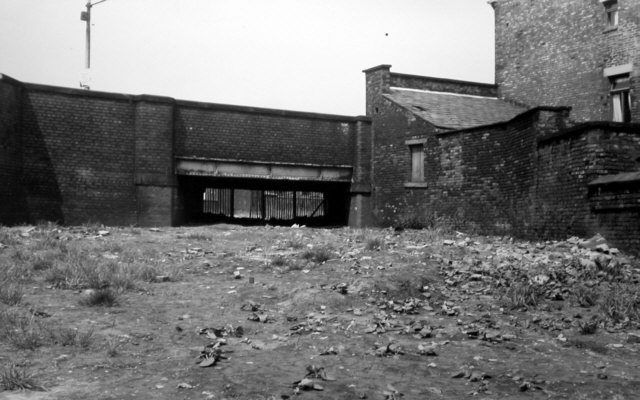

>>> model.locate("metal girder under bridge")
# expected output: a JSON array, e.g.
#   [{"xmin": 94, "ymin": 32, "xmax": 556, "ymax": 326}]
[{"xmin": 175, "ymin": 157, "xmax": 353, "ymax": 182}]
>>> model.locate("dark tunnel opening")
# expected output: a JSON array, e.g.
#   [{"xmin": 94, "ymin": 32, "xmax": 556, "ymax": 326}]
[{"xmin": 177, "ymin": 176, "xmax": 351, "ymax": 227}]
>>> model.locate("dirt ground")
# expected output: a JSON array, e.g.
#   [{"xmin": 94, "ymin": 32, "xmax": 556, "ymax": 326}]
[{"xmin": 1, "ymin": 224, "xmax": 640, "ymax": 400}]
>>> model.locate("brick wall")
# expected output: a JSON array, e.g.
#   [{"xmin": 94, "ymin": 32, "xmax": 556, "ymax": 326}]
[
  {"xmin": 589, "ymin": 178, "xmax": 640, "ymax": 254},
  {"xmin": 494, "ymin": 0, "xmax": 640, "ymax": 122},
  {"xmin": 390, "ymin": 72, "xmax": 497, "ymax": 97},
  {"xmin": 20, "ymin": 85, "xmax": 137, "ymax": 226},
  {"xmin": 175, "ymin": 101, "xmax": 359, "ymax": 167},
  {"xmin": 535, "ymin": 124, "xmax": 640, "ymax": 249},
  {"xmin": 0, "ymin": 76, "xmax": 27, "ymax": 224}
]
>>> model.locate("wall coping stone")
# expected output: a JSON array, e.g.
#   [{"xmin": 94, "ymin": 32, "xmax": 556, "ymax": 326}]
[
  {"xmin": 434, "ymin": 106, "xmax": 571, "ymax": 137},
  {"xmin": 2, "ymin": 73, "xmax": 371, "ymax": 123},
  {"xmin": 538, "ymin": 121, "xmax": 640, "ymax": 145},
  {"xmin": 589, "ymin": 171, "xmax": 640, "ymax": 187},
  {"xmin": 390, "ymin": 72, "xmax": 497, "ymax": 90}
]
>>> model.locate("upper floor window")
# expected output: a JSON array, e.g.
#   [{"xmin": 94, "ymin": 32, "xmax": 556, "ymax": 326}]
[
  {"xmin": 610, "ymin": 75, "xmax": 631, "ymax": 122},
  {"xmin": 603, "ymin": 0, "xmax": 619, "ymax": 29}
]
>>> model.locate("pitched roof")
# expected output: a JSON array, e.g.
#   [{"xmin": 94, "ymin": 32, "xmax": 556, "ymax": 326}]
[{"xmin": 384, "ymin": 87, "xmax": 528, "ymax": 130}]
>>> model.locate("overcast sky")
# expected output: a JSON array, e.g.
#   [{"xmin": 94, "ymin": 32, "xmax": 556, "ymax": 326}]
[{"xmin": 0, "ymin": 0, "xmax": 495, "ymax": 115}]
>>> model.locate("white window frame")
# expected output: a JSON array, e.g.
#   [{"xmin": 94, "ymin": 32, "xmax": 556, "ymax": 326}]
[
  {"xmin": 602, "ymin": 0, "xmax": 619, "ymax": 29},
  {"xmin": 610, "ymin": 75, "xmax": 631, "ymax": 122}
]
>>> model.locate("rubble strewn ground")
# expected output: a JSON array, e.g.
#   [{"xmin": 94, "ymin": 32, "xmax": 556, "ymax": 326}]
[{"xmin": 1, "ymin": 223, "xmax": 639, "ymax": 399}]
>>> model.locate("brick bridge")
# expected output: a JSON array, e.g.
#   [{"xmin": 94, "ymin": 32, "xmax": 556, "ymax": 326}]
[{"xmin": 0, "ymin": 74, "xmax": 373, "ymax": 227}]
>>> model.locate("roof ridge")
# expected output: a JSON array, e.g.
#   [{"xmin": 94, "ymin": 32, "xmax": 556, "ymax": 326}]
[{"xmin": 389, "ymin": 86, "xmax": 507, "ymax": 101}]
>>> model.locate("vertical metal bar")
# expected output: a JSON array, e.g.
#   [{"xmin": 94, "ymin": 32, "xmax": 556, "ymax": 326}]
[
  {"xmin": 293, "ymin": 191, "xmax": 297, "ymax": 219},
  {"xmin": 85, "ymin": 3, "xmax": 91, "ymax": 69}
]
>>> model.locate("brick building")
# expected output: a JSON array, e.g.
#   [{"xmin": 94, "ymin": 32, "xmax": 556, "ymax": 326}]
[
  {"xmin": 1, "ymin": 0, "xmax": 639, "ymax": 252},
  {"xmin": 365, "ymin": 0, "xmax": 640, "ymax": 252}
]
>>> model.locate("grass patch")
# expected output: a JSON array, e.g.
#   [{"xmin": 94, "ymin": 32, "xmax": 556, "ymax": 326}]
[
  {"xmin": 0, "ymin": 311, "xmax": 46, "ymax": 350},
  {"xmin": 578, "ymin": 319, "xmax": 599, "ymax": 335},
  {"xmin": 270, "ymin": 255, "xmax": 289, "ymax": 267},
  {"xmin": 573, "ymin": 284, "xmax": 598, "ymax": 307},
  {"xmin": 55, "ymin": 328, "xmax": 79, "ymax": 346},
  {"xmin": 43, "ymin": 254, "xmax": 139, "ymax": 292},
  {"xmin": 503, "ymin": 281, "xmax": 542, "ymax": 309},
  {"xmin": 0, "ymin": 229, "xmax": 21, "ymax": 246},
  {"xmin": 185, "ymin": 232, "xmax": 212, "ymax": 241},
  {"xmin": 365, "ymin": 236, "xmax": 385, "ymax": 251},
  {"xmin": 0, "ymin": 364, "xmax": 43, "ymax": 391},
  {"xmin": 286, "ymin": 238, "xmax": 305, "ymax": 250},
  {"xmin": 77, "ymin": 328, "xmax": 95, "ymax": 349},
  {"xmin": 301, "ymin": 246, "xmax": 334, "ymax": 263},
  {"xmin": 80, "ymin": 288, "xmax": 118, "ymax": 307},
  {"xmin": 105, "ymin": 336, "xmax": 119, "ymax": 357},
  {"xmin": 32, "ymin": 256, "xmax": 55, "ymax": 271},
  {"xmin": 79, "ymin": 288, "xmax": 119, "ymax": 307},
  {"xmin": 599, "ymin": 284, "xmax": 640, "ymax": 323},
  {"xmin": 0, "ymin": 284, "xmax": 24, "ymax": 306},
  {"xmin": 567, "ymin": 338, "xmax": 608, "ymax": 354}
]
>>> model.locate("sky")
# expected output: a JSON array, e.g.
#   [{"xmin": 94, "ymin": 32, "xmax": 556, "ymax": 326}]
[{"xmin": 0, "ymin": 0, "xmax": 495, "ymax": 116}]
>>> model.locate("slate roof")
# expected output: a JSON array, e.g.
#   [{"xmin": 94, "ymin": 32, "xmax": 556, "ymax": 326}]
[{"xmin": 384, "ymin": 87, "xmax": 528, "ymax": 130}]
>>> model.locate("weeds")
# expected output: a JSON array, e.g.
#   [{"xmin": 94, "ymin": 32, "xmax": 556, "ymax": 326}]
[
  {"xmin": 79, "ymin": 288, "xmax": 118, "ymax": 307},
  {"xmin": 127, "ymin": 227, "xmax": 142, "ymax": 235},
  {"xmin": 573, "ymin": 285, "xmax": 598, "ymax": 307},
  {"xmin": 55, "ymin": 328, "xmax": 79, "ymax": 346},
  {"xmin": 0, "ymin": 364, "xmax": 43, "ymax": 391},
  {"xmin": 301, "ymin": 246, "xmax": 334, "ymax": 263},
  {"xmin": 136, "ymin": 265, "xmax": 159, "ymax": 283},
  {"xmin": 286, "ymin": 238, "xmax": 305, "ymax": 250},
  {"xmin": 0, "ymin": 230, "xmax": 21, "ymax": 246},
  {"xmin": 578, "ymin": 319, "xmax": 599, "ymax": 335},
  {"xmin": 270, "ymin": 255, "xmax": 289, "ymax": 267},
  {"xmin": 0, "ymin": 284, "xmax": 24, "ymax": 306},
  {"xmin": 599, "ymin": 284, "xmax": 640, "ymax": 323},
  {"xmin": 503, "ymin": 281, "xmax": 542, "ymax": 309},
  {"xmin": 365, "ymin": 236, "xmax": 384, "ymax": 251},
  {"xmin": 32, "ymin": 257, "xmax": 55, "ymax": 271},
  {"xmin": 43, "ymin": 255, "xmax": 138, "ymax": 292},
  {"xmin": 567, "ymin": 338, "xmax": 608, "ymax": 354},
  {"xmin": 185, "ymin": 232, "xmax": 212, "ymax": 241},
  {"xmin": 105, "ymin": 336, "xmax": 119, "ymax": 357},
  {"xmin": 76, "ymin": 328, "xmax": 95, "ymax": 349},
  {"xmin": 0, "ymin": 311, "xmax": 46, "ymax": 350}
]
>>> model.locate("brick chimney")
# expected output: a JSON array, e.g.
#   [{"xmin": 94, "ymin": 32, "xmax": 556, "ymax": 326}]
[{"xmin": 362, "ymin": 65, "xmax": 392, "ymax": 117}]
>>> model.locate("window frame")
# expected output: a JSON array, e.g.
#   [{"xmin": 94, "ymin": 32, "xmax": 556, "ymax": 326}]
[
  {"xmin": 602, "ymin": 0, "xmax": 619, "ymax": 30},
  {"xmin": 404, "ymin": 138, "xmax": 428, "ymax": 188},
  {"xmin": 610, "ymin": 74, "xmax": 631, "ymax": 123}
]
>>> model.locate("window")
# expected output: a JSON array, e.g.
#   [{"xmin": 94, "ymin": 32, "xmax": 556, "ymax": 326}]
[
  {"xmin": 610, "ymin": 75, "xmax": 631, "ymax": 122},
  {"xmin": 603, "ymin": 0, "xmax": 619, "ymax": 29},
  {"xmin": 410, "ymin": 144, "xmax": 424, "ymax": 182}
]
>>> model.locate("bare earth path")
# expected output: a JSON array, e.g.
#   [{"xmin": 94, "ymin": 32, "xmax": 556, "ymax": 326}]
[{"xmin": 1, "ymin": 224, "xmax": 639, "ymax": 399}]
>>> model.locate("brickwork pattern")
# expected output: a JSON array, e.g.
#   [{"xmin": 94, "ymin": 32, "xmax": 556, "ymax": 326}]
[
  {"xmin": 494, "ymin": 0, "xmax": 640, "ymax": 122},
  {"xmin": 175, "ymin": 105, "xmax": 356, "ymax": 167},
  {"xmin": 20, "ymin": 89, "xmax": 137, "ymax": 225},
  {"xmin": 0, "ymin": 79, "xmax": 27, "ymax": 224},
  {"xmin": 536, "ymin": 128, "xmax": 640, "ymax": 243},
  {"xmin": 373, "ymin": 108, "xmax": 546, "ymax": 233},
  {"xmin": 390, "ymin": 73, "xmax": 497, "ymax": 97}
]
